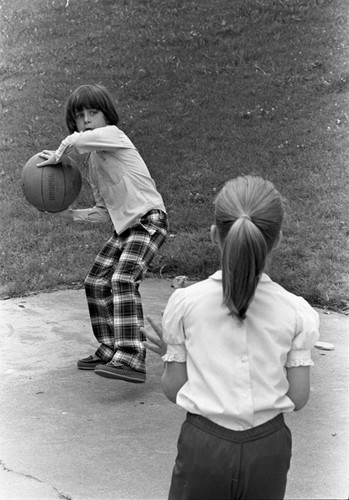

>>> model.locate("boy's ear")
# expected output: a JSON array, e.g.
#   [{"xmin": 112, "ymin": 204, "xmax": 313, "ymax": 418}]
[{"xmin": 210, "ymin": 225, "xmax": 220, "ymax": 246}]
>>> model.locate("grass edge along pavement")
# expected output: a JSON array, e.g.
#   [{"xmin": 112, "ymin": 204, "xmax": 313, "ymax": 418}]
[{"xmin": 0, "ymin": 0, "xmax": 348, "ymax": 312}]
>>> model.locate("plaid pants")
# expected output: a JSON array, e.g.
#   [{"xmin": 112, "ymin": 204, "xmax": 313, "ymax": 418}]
[{"xmin": 84, "ymin": 210, "xmax": 168, "ymax": 372}]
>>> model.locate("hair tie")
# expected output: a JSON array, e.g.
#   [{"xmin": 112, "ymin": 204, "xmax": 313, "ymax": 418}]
[{"xmin": 240, "ymin": 214, "xmax": 251, "ymax": 221}]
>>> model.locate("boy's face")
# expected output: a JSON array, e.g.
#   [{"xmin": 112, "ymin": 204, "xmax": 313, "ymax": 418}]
[{"xmin": 75, "ymin": 108, "xmax": 108, "ymax": 132}]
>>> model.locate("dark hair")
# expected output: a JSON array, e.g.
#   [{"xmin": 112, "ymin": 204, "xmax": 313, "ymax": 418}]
[
  {"xmin": 214, "ymin": 176, "xmax": 284, "ymax": 320},
  {"xmin": 65, "ymin": 84, "xmax": 119, "ymax": 133}
]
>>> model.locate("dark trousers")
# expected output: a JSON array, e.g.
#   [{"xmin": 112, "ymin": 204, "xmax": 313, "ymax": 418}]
[{"xmin": 168, "ymin": 413, "xmax": 292, "ymax": 500}]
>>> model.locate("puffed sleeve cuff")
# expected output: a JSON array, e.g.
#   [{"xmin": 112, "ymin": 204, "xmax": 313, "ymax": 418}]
[
  {"xmin": 285, "ymin": 297, "xmax": 319, "ymax": 369},
  {"xmin": 285, "ymin": 349, "xmax": 314, "ymax": 368},
  {"xmin": 162, "ymin": 343, "xmax": 186, "ymax": 363}
]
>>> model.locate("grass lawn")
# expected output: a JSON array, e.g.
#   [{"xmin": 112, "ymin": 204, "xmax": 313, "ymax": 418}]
[{"xmin": 0, "ymin": 0, "xmax": 348, "ymax": 311}]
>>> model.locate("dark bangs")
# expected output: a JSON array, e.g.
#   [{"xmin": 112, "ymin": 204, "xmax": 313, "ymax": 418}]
[{"xmin": 65, "ymin": 84, "xmax": 119, "ymax": 133}]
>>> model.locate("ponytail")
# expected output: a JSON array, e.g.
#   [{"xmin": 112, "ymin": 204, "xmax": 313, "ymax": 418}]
[
  {"xmin": 222, "ymin": 218, "xmax": 268, "ymax": 319},
  {"xmin": 215, "ymin": 176, "xmax": 283, "ymax": 320}
]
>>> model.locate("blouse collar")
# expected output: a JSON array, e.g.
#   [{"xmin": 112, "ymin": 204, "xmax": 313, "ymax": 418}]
[{"xmin": 209, "ymin": 270, "xmax": 271, "ymax": 283}]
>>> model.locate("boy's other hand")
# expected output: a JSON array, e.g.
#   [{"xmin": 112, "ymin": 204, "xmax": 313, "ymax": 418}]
[
  {"xmin": 36, "ymin": 207, "xmax": 74, "ymax": 223},
  {"xmin": 52, "ymin": 207, "xmax": 74, "ymax": 223},
  {"xmin": 32, "ymin": 207, "xmax": 46, "ymax": 218}
]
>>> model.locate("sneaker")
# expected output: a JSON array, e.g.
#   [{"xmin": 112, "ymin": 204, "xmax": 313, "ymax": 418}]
[
  {"xmin": 94, "ymin": 363, "xmax": 146, "ymax": 383},
  {"xmin": 77, "ymin": 355, "xmax": 106, "ymax": 370}
]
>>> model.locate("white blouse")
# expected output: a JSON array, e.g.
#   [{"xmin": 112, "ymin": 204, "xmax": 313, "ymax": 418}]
[{"xmin": 162, "ymin": 272, "xmax": 320, "ymax": 430}]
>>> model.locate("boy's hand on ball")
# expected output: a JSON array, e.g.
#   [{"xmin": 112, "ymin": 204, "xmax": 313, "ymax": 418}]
[
  {"xmin": 37, "ymin": 150, "xmax": 59, "ymax": 167},
  {"xmin": 141, "ymin": 315, "xmax": 167, "ymax": 356}
]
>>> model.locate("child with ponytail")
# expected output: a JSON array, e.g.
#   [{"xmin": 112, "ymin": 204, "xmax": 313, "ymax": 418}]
[{"xmin": 143, "ymin": 176, "xmax": 319, "ymax": 499}]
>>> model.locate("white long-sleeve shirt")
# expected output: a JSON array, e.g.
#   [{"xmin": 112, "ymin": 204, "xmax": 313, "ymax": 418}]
[
  {"xmin": 162, "ymin": 272, "xmax": 320, "ymax": 431},
  {"xmin": 55, "ymin": 125, "xmax": 166, "ymax": 234}
]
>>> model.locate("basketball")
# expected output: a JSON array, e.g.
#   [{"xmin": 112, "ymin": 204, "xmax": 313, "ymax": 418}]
[{"xmin": 21, "ymin": 153, "xmax": 82, "ymax": 212}]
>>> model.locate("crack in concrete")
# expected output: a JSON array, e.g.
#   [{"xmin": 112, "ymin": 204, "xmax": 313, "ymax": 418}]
[{"xmin": 0, "ymin": 460, "xmax": 72, "ymax": 499}]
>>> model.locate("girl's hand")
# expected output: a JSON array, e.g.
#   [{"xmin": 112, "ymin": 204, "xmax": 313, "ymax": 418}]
[
  {"xmin": 37, "ymin": 150, "xmax": 59, "ymax": 167},
  {"xmin": 141, "ymin": 315, "xmax": 167, "ymax": 356}
]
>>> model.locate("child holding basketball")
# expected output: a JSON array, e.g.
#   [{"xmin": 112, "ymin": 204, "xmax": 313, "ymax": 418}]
[
  {"xmin": 38, "ymin": 84, "xmax": 168, "ymax": 383},
  {"xmin": 142, "ymin": 176, "xmax": 319, "ymax": 499}
]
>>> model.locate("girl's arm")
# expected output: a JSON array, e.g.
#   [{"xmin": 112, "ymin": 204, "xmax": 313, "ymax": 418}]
[
  {"xmin": 286, "ymin": 366, "xmax": 310, "ymax": 411},
  {"xmin": 162, "ymin": 362, "xmax": 188, "ymax": 404},
  {"xmin": 141, "ymin": 316, "xmax": 167, "ymax": 355},
  {"xmin": 141, "ymin": 316, "xmax": 188, "ymax": 404}
]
